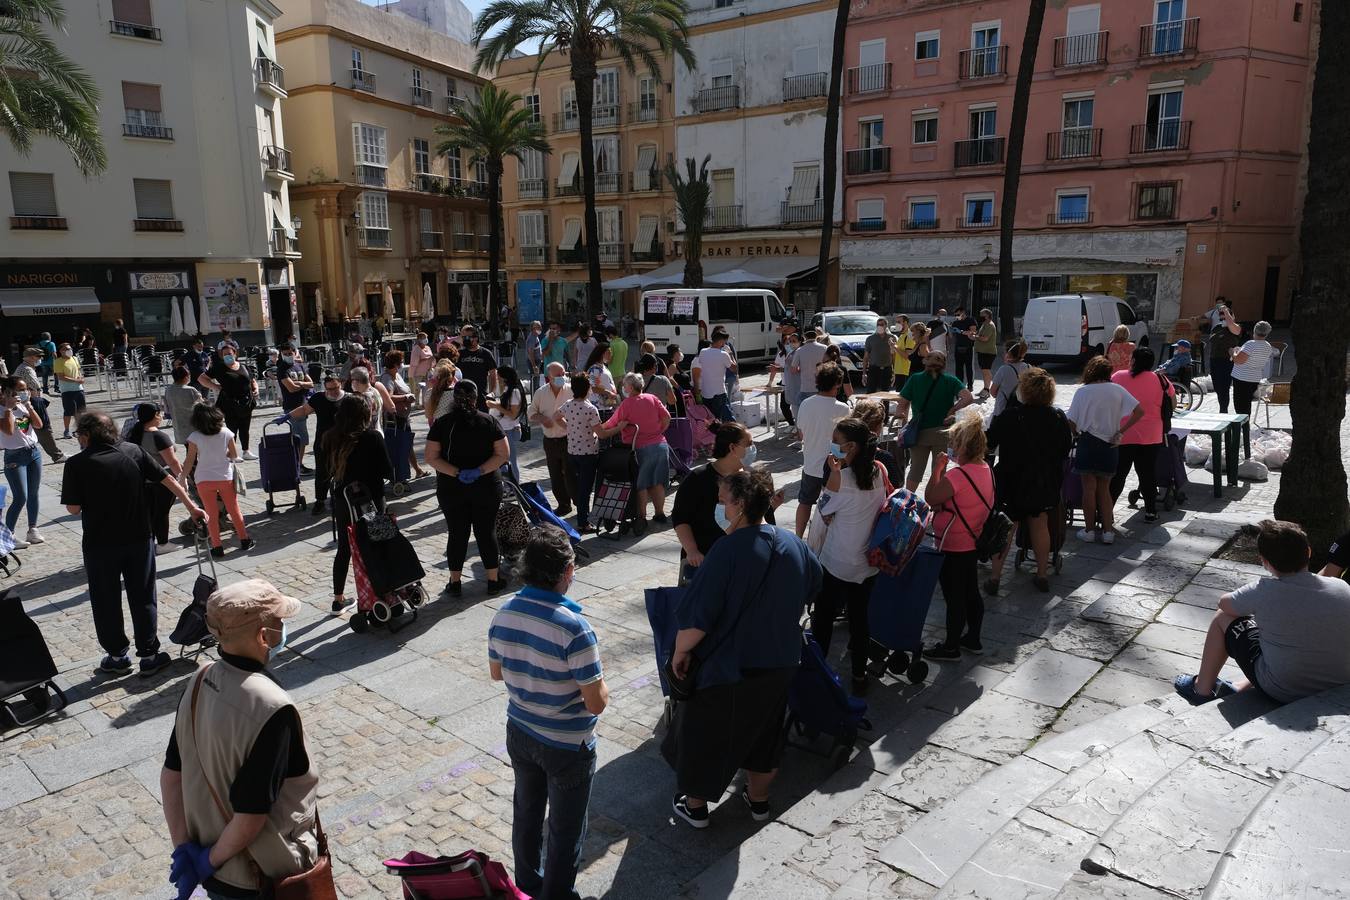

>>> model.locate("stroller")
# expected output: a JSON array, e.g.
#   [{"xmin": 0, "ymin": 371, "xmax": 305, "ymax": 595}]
[
  {"xmin": 786, "ymin": 631, "xmax": 872, "ymax": 770},
  {"xmin": 259, "ymin": 419, "xmax": 307, "ymax": 514},
  {"xmin": 665, "ymin": 417, "xmax": 695, "ymax": 481},
  {"xmin": 168, "ymin": 522, "xmax": 221, "ymax": 657},
  {"xmin": 344, "ymin": 483, "xmax": 428, "ymax": 634},
  {"xmin": 0, "ymin": 588, "xmax": 68, "ymax": 728},
  {"xmin": 593, "ymin": 427, "xmax": 640, "ymax": 539},
  {"xmin": 1129, "ymin": 431, "xmax": 1189, "ymax": 512},
  {"xmin": 0, "ymin": 488, "xmax": 22, "ymax": 578}
]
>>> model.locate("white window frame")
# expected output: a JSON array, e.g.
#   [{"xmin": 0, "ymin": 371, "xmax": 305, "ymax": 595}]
[
  {"xmin": 858, "ymin": 38, "xmax": 886, "ymax": 66},
  {"xmin": 352, "ymin": 123, "xmax": 387, "ymax": 168},
  {"xmin": 710, "ymin": 58, "xmax": 734, "ymax": 88},
  {"xmin": 971, "ymin": 20, "xmax": 1001, "ymax": 47},
  {"xmin": 351, "ymin": 47, "xmax": 364, "ymax": 73},
  {"xmin": 914, "ymin": 30, "xmax": 940, "ymax": 60},
  {"xmin": 413, "ymin": 137, "xmax": 430, "ymax": 174},
  {"xmin": 593, "ymin": 135, "xmax": 620, "ymax": 174},
  {"xmin": 596, "ymin": 207, "xmax": 622, "ymax": 244},
  {"xmin": 1154, "ymin": 0, "xmax": 1185, "ymax": 25},
  {"xmin": 594, "ymin": 68, "xmax": 618, "ymax": 107},
  {"xmin": 523, "ymin": 92, "xmax": 541, "ymax": 123},
  {"xmin": 1055, "ymin": 188, "xmax": 1091, "ymax": 221},
  {"xmin": 360, "ymin": 191, "xmax": 389, "ymax": 230},
  {"xmin": 446, "ymin": 146, "xmax": 462, "ymax": 181},
  {"xmin": 855, "ymin": 198, "xmax": 885, "ymax": 223},
  {"xmin": 412, "ymin": 68, "xmax": 424, "ymax": 91},
  {"xmin": 518, "ymin": 147, "xmax": 545, "ymax": 181},
  {"xmin": 859, "ymin": 116, "xmax": 884, "ymax": 147},
  {"xmin": 561, "ymin": 84, "xmax": 577, "ymax": 122},
  {"xmin": 969, "ymin": 106, "xmax": 997, "ymax": 139},
  {"xmin": 518, "ymin": 210, "xmax": 546, "ymax": 246},
  {"xmin": 911, "ymin": 109, "xmax": 938, "ymax": 145},
  {"xmin": 963, "ymin": 192, "xmax": 995, "ymax": 225},
  {"xmin": 908, "ymin": 197, "xmax": 938, "ymax": 223}
]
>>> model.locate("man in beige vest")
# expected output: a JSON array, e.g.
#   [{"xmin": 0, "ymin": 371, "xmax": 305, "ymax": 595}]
[{"xmin": 160, "ymin": 579, "xmax": 319, "ymax": 899}]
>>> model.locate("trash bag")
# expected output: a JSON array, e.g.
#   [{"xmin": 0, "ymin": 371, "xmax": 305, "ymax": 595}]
[
  {"xmin": 1237, "ymin": 459, "xmax": 1270, "ymax": 482},
  {"xmin": 1185, "ymin": 442, "xmax": 1211, "ymax": 468}
]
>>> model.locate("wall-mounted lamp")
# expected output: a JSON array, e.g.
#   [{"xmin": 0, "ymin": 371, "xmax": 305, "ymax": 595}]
[
  {"xmin": 344, "ymin": 209, "xmax": 361, "ymax": 235},
  {"xmin": 291, "ymin": 215, "xmax": 303, "ymax": 233}
]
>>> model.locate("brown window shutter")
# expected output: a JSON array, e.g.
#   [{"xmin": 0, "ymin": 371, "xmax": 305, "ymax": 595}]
[
  {"xmin": 121, "ymin": 81, "xmax": 162, "ymax": 112},
  {"xmin": 112, "ymin": 0, "xmax": 153, "ymax": 26}
]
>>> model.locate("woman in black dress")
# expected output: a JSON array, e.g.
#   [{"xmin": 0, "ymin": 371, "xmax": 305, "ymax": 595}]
[
  {"xmin": 326, "ymin": 394, "xmax": 392, "ymax": 615},
  {"xmin": 198, "ymin": 348, "xmax": 258, "ymax": 458},
  {"xmin": 425, "ymin": 380, "xmax": 511, "ymax": 597}
]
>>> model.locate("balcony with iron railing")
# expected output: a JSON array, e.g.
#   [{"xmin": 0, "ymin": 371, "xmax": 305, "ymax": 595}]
[
  {"xmin": 558, "ymin": 247, "xmax": 587, "ymax": 265},
  {"xmin": 421, "ymin": 231, "xmax": 444, "ymax": 251},
  {"xmin": 452, "ymin": 233, "xmax": 478, "ymax": 251},
  {"xmin": 411, "ymin": 86, "xmax": 433, "ymax": 108},
  {"xmin": 262, "ymin": 146, "xmax": 293, "ymax": 178},
  {"xmin": 351, "ymin": 69, "xmax": 376, "ymax": 93},
  {"xmin": 520, "ymin": 246, "xmax": 549, "ymax": 266},
  {"xmin": 780, "ymin": 198, "xmax": 823, "ymax": 227},
  {"xmin": 110, "ymin": 18, "xmax": 160, "ymax": 40},
  {"xmin": 959, "ymin": 45, "xmax": 1008, "ymax": 80},
  {"xmin": 123, "ymin": 118, "xmax": 173, "ymax": 141},
  {"xmin": 1130, "ymin": 120, "xmax": 1192, "ymax": 153},
  {"xmin": 446, "ymin": 95, "xmax": 467, "ymax": 114},
  {"xmin": 902, "ymin": 217, "xmax": 940, "ymax": 231},
  {"xmin": 1045, "ymin": 128, "xmax": 1102, "ymax": 161},
  {"xmin": 270, "ymin": 228, "xmax": 299, "ymax": 256},
  {"xmin": 598, "ymin": 243, "xmax": 625, "ymax": 265},
  {"xmin": 783, "ymin": 72, "xmax": 828, "ymax": 102},
  {"xmin": 847, "ymin": 62, "xmax": 891, "ymax": 95},
  {"xmin": 954, "ymin": 136, "xmax": 1005, "ymax": 168},
  {"xmin": 356, "ymin": 165, "xmax": 387, "ymax": 187},
  {"xmin": 557, "ymin": 177, "xmax": 582, "ymax": 198},
  {"xmin": 850, "ymin": 219, "xmax": 886, "ymax": 232},
  {"xmin": 1048, "ymin": 210, "xmax": 1094, "ymax": 226},
  {"xmin": 414, "ymin": 172, "xmax": 451, "ymax": 193},
  {"xmin": 845, "ymin": 146, "xmax": 891, "ymax": 176},
  {"xmin": 255, "ymin": 58, "xmax": 285, "ymax": 96},
  {"xmin": 631, "ymin": 242, "xmax": 663, "ymax": 264},
  {"xmin": 1053, "ymin": 31, "xmax": 1109, "ymax": 67},
  {"xmin": 357, "ymin": 227, "xmax": 390, "ymax": 249},
  {"xmin": 477, "ymin": 234, "xmax": 490, "ymax": 252},
  {"xmin": 134, "ymin": 217, "xmax": 184, "ymax": 232},
  {"xmin": 463, "ymin": 180, "xmax": 488, "ymax": 199},
  {"xmin": 630, "ymin": 170, "xmax": 661, "ymax": 192},
  {"xmin": 518, "ymin": 179, "xmax": 547, "ymax": 199},
  {"xmin": 596, "ymin": 172, "xmax": 623, "ymax": 194},
  {"xmin": 693, "ymin": 85, "xmax": 740, "ymax": 113},
  {"xmin": 705, "ymin": 206, "xmax": 743, "ymax": 231},
  {"xmin": 552, "ymin": 111, "xmax": 580, "ymax": 133},
  {"xmin": 957, "ymin": 215, "xmax": 997, "ymax": 230},
  {"xmin": 1139, "ymin": 18, "xmax": 1199, "ymax": 60},
  {"xmin": 10, "ymin": 215, "xmax": 67, "ymax": 230},
  {"xmin": 628, "ymin": 100, "xmax": 661, "ymax": 123},
  {"xmin": 593, "ymin": 104, "xmax": 621, "ymax": 127}
]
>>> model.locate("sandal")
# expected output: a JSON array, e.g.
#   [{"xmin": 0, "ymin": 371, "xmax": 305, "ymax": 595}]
[{"xmin": 1173, "ymin": 674, "xmax": 1235, "ymax": 705}]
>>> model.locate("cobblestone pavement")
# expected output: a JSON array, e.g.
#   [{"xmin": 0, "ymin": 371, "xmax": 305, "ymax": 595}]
[{"xmin": 0, "ymin": 367, "xmax": 1333, "ymax": 899}]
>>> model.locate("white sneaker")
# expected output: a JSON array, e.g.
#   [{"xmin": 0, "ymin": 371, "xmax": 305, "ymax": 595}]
[
  {"xmin": 25, "ymin": 528, "xmax": 43, "ymax": 544},
  {"xmin": 1101, "ymin": 530, "xmax": 1116, "ymax": 545},
  {"xmin": 156, "ymin": 542, "xmax": 175, "ymax": 555},
  {"xmin": 1076, "ymin": 528, "xmax": 1096, "ymax": 543},
  {"xmin": 9, "ymin": 536, "xmax": 28, "ymax": 550},
  {"xmin": 243, "ymin": 451, "xmax": 258, "ymax": 460}
]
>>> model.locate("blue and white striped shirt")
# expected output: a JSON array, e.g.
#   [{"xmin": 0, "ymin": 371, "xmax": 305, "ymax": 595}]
[{"xmin": 488, "ymin": 586, "xmax": 602, "ymax": 750}]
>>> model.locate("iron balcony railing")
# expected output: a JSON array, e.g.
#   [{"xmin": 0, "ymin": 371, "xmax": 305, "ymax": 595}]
[
  {"xmin": 552, "ymin": 111, "xmax": 579, "ymax": 133},
  {"xmin": 123, "ymin": 121, "xmax": 173, "ymax": 140},
  {"xmin": 255, "ymin": 58, "xmax": 285, "ymax": 93},
  {"xmin": 593, "ymin": 104, "xmax": 620, "ymax": 127},
  {"xmin": 1130, "ymin": 120, "xmax": 1191, "ymax": 153},
  {"xmin": 357, "ymin": 228, "xmax": 390, "ymax": 249},
  {"xmin": 957, "ymin": 215, "xmax": 997, "ymax": 230},
  {"xmin": 595, "ymin": 172, "xmax": 623, "ymax": 194},
  {"xmin": 780, "ymin": 198, "xmax": 823, "ymax": 226},
  {"xmin": 110, "ymin": 19, "xmax": 160, "ymax": 40},
  {"xmin": 477, "ymin": 234, "xmax": 490, "ymax": 252},
  {"xmin": 134, "ymin": 217, "xmax": 183, "ymax": 232},
  {"xmin": 631, "ymin": 242, "xmax": 663, "ymax": 263},
  {"xmin": 452, "ymin": 233, "xmax": 477, "ymax": 251},
  {"xmin": 351, "ymin": 69, "xmax": 376, "ymax": 93},
  {"xmin": 1140, "ymin": 18, "xmax": 1199, "ymax": 59},
  {"xmin": 558, "ymin": 247, "xmax": 587, "ymax": 265},
  {"xmin": 902, "ymin": 217, "xmax": 940, "ymax": 231},
  {"xmin": 262, "ymin": 145, "xmax": 293, "ymax": 175},
  {"xmin": 411, "ymin": 86, "xmax": 433, "ymax": 108},
  {"xmin": 356, "ymin": 165, "xmax": 387, "ymax": 187},
  {"xmin": 1048, "ymin": 210, "xmax": 1094, "ymax": 226},
  {"xmin": 270, "ymin": 228, "xmax": 299, "ymax": 255},
  {"xmin": 520, "ymin": 246, "xmax": 549, "ymax": 266},
  {"xmin": 630, "ymin": 170, "xmax": 661, "ymax": 192},
  {"xmin": 705, "ymin": 206, "xmax": 743, "ymax": 231},
  {"xmin": 783, "ymin": 72, "xmax": 828, "ymax": 102},
  {"xmin": 1045, "ymin": 128, "xmax": 1102, "ymax": 161},
  {"xmin": 518, "ymin": 178, "xmax": 547, "ymax": 199},
  {"xmin": 628, "ymin": 100, "xmax": 661, "ymax": 123},
  {"xmin": 420, "ymin": 231, "xmax": 444, "ymax": 251},
  {"xmin": 847, "ymin": 62, "xmax": 891, "ymax": 94},
  {"xmin": 954, "ymin": 136, "xmax": 1005, "ymax": 168},
  {"xmin": 598, "ymin": 243, "xmax": 625, "ymax": 265},
  {"xmin": 414, "ymin": 172, "xmax": 450, "ymax": 193},
  {"xmin": 557, "ymin": 178, "xmax": 582, "ymax": 198},
  {"xmin": 958, "ymin": 45, "xmax": 1008, "ymax": 80},
  {"xmin": 446, "ymin": 95, "xmax": 467, "ymax": 114},
  {"xmin": 1054, "ymin": 31, "xmax": 1109, "ymax": 67},
  {"xmin": 693, "ymin": 85, "xmax": 740, "ymax": 113},
  {"xmin": 850, "ymin": 219, "xmax": 886, "ymax": 232},
  {"xmin": 845, "ymin": 146, "xmax": 891, "ymax": 176}
]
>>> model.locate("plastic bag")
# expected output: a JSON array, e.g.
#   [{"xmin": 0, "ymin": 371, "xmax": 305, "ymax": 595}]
[
  {"xmin": 1185, "ymin": 442, "xmax": 1211, "ymax": 468},
  {"xmin": 1237, "ymin": 459, "xmax": 1270, "ymax": 482}
]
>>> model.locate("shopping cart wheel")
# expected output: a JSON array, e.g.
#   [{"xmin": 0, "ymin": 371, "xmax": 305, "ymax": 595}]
[
  {"xmin": 371, "ymin": 600, "xmax": 392, "ymax": 623},
  {"xmin": 298, "ymin": 495, "xmax": 308, "ymax": 510},
  {"xmin": 906, "ymin": 659, "xmax": 930, "ymax": 684},
  {"xmin": 349, "ymin": 612, "xmax": 369, "ymax": 634},
  {"xmin": 179, "ymin": 519, "xmax": 196, "ymax": 537},
  {"xmin": 829, "ymin": 741, "xmax": 852, "ymax": 771},
  {"xmin": 392, "ymin": 481, "xmax": 407, "ymax": 497},
  {"xmin": 407, "ymin": 585, "xmax": 428, "ymax": 609},
  {"xmin": 1127, "ymin": 489, "xmax": 1140, "ymax": 508},
  {"xmin": 885, "ymin": 650, "xmax": 910, "ymax": 676},
  {"xmin": 265, "ymin": 499, "xmax": 275, "ymax": 514}
]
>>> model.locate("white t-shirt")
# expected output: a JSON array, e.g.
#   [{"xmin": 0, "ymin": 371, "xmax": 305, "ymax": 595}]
[
  {"xmin": 793, "ymin": 341, "xmax": 828, "ymax": 394},
  {"xmin": 694, "ymin": 346, "xmax": 734, "ymax": 398},
  {"xmin": 798, "ymin": 393, "xmax": 851, "ymax": 476},
  {"xmin": 491, "ymin": 386, "xmax": 524, "ymax": 430},
  {"xmin": 188, "ymin": 428, "xmax": 235, "ymax": 483},
  {"xmin": 817, "ymin": 467, "xmax": 886, "ymax": 583},
  {"xmin": 1231, "ymin": 340, "xmax": 1273, "ymax": 383},
  {"xmin": 1066, "ymin": 382, "xmax": 1139, "ymax": 444}
]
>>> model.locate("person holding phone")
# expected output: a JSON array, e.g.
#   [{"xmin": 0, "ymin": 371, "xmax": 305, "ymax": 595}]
[{"xmin": 0, "ymin": 375, "xmax": 45, "ymax": 546}]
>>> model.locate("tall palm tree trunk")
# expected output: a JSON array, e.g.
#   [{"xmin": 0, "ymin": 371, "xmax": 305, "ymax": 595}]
[
  {"xmin": 817, "ymin": 0, "xmax": 849, "ymax": 310},
  {"xmin": 488, "ymin": 160, "xmax": 504, "ymax": 336},
  {"xmin": 573, "ymin": 59, "xmax": 603, "ymax": 320},
  {"xmin": 1274, "ymin": 3, "xmax": 1350, "ymax": 560},
  {"xmin": 998, "ymin": 0, "xmax": 1047, "ymax": 338}
]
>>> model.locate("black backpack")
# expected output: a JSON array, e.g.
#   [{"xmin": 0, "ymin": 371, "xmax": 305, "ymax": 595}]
[{"xmin": 1157, "ymin": 373, "xmax": 1175, "ymax": 432}]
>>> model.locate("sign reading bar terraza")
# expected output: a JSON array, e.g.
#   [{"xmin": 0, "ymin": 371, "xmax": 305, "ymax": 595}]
[{"xmin": 674, "ymin": 243, "xmax": 803, "ymax": 258}]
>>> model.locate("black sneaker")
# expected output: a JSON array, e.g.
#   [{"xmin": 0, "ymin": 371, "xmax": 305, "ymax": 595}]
[
  {"xmin": 652, "ymin": 513, "xmax": 669, "ymax": 524},
  {"xmin": 672, "ymin": 794, "xmax": 710, "ymax": 829},
  {"xmin": 740, "ymin": 787, "xmax": 770, "ymax": 822},
  {"xmin": 311, "ymin": 502, "xmax": 326, "ymax": 516},
  {"xmin": 239, "ymin": 538, "xmax": 255, "ymax": 552},
  {"xmin": 299, "ymin": 464, "xmax": 314, "ymax": 475},
  {"xmin": 486, "ymin": 578, "xmax": 508, "ymax": 596},
  {"xmin": 331, "ymin": 597, "xmax": 355, "ymax": 616},
  {"xmin": 210, "ymin": 546, "xmax": 226, "ymax": 558},
  {"xmin": 97, "ymin": 654, "xmax": 132, "ymax": 676},
  {"xmin": 923, "ymin": 643, "xmax": 961, "ymax": 660},
  {"xmin": 138, "ymin": 651, "xmax": 172, "ymax": 678},
  {"xmin": 444, "ymin": 580, "xmax": 463, "ymax": 597},
  {"xmin": 1144, "ymin": 510, "xmax": 1159, "ymax": 523},
  {"xmin": 958, "ymin": 636, "xmax": 984, "ymax": 655}
]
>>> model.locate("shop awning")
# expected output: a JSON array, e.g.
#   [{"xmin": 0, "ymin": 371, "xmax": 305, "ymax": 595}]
[
  {"xmin": 557, "ymin": 218, "xmax": 582, "ymax": 249},
  {"xmin": 842, "ymin": 250, "xmax": 1181, "ymax": 272},
  {"xmin": 0, "ymin": 288, "xmax": 100, "ymax": 316},
  {"xmin": 602, "ymin": 254, "xmax": 825, "ymax": 290},
  {"xmin": 632, "ymin": 215, "xmax": 659, "ymax": 251}
]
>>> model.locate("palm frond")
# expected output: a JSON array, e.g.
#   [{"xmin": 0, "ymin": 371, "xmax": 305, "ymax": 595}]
[
  {"xmin": 434, "ymin": 83, "xmax": 551, "ymax": 164},
  {"xmin": 0, "ymin": 0, "xmax": 68, "ymax": 28}
]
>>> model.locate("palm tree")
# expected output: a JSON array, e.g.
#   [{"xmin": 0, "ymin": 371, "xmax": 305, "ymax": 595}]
[
  {"xmin": 437, "ymin": 84, "xmax": 550, "ymax": 334},
  {"xmin": 666, "ymin": 155, "xmax": 711, "ymax": 288},
  {"xmin": 997, "ymin": 0, "xmax": 1048, "ymax": 337},
  {"xmin": 815, "ymin": 0, "xmax": 849, "ymax": 310},
  {"xmin": 474, "ymin": 0, "xmax": 695, "ymax": 318},
  {"xmin": 0, "ymin": 0, "xmax": 107, "ymax": 176},
  {"xmin": 1274, "ymin": 1, "xmax": 1350, "ymax": 560}
]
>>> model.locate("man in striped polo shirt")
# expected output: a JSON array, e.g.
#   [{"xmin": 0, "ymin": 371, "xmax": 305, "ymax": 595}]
[{"xmin": 489, "ymin": 527, "xmax": 608, "ymax": 900}]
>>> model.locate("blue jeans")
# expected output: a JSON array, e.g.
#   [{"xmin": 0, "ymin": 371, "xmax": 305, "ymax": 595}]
[
  {"xmin": 4, "ymin": 445, "xmax": 41, "ymax": 531},
  {"xmin": 702, "ymin": 392, "xmax": 733, "ymax": 423},
  {"xmin": 504, "ymin": 425, "xmax": 521, "ymax": 482},
  {"xmin": 506, "ymin": 723, "xmax": 596, "ymax": 900},
  {"xmin": 567, "ymin": 453, "xmax": 598, "ymax": 528}
]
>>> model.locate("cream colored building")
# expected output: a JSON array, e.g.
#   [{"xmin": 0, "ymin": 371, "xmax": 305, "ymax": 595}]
[
  {"xmin": 0, "ymin": 0, "xmax": 300, "ymax": 353},
  {"xmin": 275, "ymin": 0, "xmax": 494, "ymax": 329}
]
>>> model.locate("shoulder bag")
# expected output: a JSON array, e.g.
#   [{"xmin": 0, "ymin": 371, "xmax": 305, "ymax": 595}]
[
  {"xmin": 190, "ymin": 668, "xmax": 337, "ymax": 900},
  {"xmin": 947, "ymin": 468, "xmax": 1013, "ymax": 562},
  {"xmin": 1156, "ymin": 373, "xmax": 1175, "ymax": 433},
  {"xmin": 664, "ymin": 532, "xmax": 775, "ymax": 701},
  {"xmin": 901, "ymin": 376, "xmax": 938, "ymax": 449}
]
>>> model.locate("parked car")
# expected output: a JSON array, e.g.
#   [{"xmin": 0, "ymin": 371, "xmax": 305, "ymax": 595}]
[
  {"xmin": 640, "ymin": 288, "xmax": 788, "ymax": 363},
  {"xmin": 1022, "ymin": 293, "xmax": 1149, "ymax": 363}
]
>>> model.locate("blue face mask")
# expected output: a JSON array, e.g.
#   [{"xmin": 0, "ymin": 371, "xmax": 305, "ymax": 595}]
[
  {"xmin": 552, "ymin": 376, "xmax": 567, "ymax": 388},
  {"xmin": 714, "ymin": 503, "xmax": 732, "ymax": 531},
  {"xmin": 222, "ymin": 355, "xmax": 236, "ymax": 366},
  {"xmin": 741, "ymin": 443, "xmax": 757, "ymax": 467},
  {"xmin": 267, "ymin": 621, "xmax": 288, "ymax": 662},
  {"xmin": 829, "ymin": 442, "xmax": 848, "ymax": 459}
]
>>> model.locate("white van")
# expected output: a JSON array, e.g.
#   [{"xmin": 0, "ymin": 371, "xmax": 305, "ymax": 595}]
[
  {"xmin": 1022, "ymin": 293, "xmax": 1149, "ymax": 363},
  {"xmin": 640, "ymin": 288, "xmax": 788, "ymax": 362}
]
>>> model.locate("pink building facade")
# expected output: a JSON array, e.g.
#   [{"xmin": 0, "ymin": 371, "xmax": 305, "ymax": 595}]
[{"xmin": 839, "ymin": 0, "xmax": 1316, "ymax": 328}]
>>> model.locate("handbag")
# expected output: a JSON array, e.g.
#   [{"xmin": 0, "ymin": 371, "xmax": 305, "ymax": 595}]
[
  {"xmin": 901, "ymin": 376, "xmax": 938, "ymax": 449},
  {"xmin": 805, "ymin": 506, "xmax": 830, "ymax": 555},
  {"xmin": 493, "ymin": 492, "xmax": 531, "ymax": 556},
  {"xmin": 663, "ymin": 533, "xmax": 775, "ymax": 701},
  {"xmin": 1157, "ymin": 372, "xmax": 1175, "ymax": 433},
  {"xmin": 947, "ymin": 467, "xmax": 1013, "ymax": 562},
  {"xmin": 190, "ymin": 668, "xmax": 337, "ymax": 900}
]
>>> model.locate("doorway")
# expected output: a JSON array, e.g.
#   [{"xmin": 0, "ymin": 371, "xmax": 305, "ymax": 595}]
[{"xmin": 1262, "ymin": 265, "xmax": 1280, "ymax": 323}]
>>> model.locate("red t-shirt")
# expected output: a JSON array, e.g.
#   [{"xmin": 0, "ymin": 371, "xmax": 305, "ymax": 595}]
[
  {"xmin": 1111, "ymin": 369, "xmax": 1174, "ymax": 446},
  {"xmin": 613, "ymin": 393, "xmax": 668, "ymax": 448},
  {"xmin": 934, "ymin": 462, "xmax": 995, "ymax": 553}
]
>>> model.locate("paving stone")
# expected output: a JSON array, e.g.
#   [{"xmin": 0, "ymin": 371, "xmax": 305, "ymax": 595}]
[
  {"xmin": 1199, "ymin": 702, "xmax": 1350, "ymax": 784},
  {"xmin": 1080, "ymin": 585, "xmax": 1170, "ymax": 626},
  {"xmin": 1079, "ymin": 667, "xmax": 1172, "ymax": 707},
  {"xmin": 682, "ymin": 821, "xmax": 812, "ymax": 899},
  {"xmin": 1027, "ymin": 702, "xmax": 1172, "ymax": 774},
  {"xmin": 0, "ymin": 762, "xmax": 45, "ymax": 812},
  {"xmin": 993, "ymin": 648, "xmax": 1102, "ymax": 709},
  {"xmin": 1047, "ymin": 618, "xmax": 1141, "ymax": 663},
  {"xmin": 1169, "ymin": 582, "xmax": 1224, "ymax": 609},
  {"xmin": 1143, "ymin": 689, "xmax": 1281, "ymax": 750},
  {"xmin": 361, "ymin": 657, "xmax": 500, "ymax": 719},
  {"xmin": 1153, "ymin": 601, "xmax": 1216, "ymax": 632},
  {"xmin": 1130, "ymin": 622, "xmax": 1209, "ymax": 657},
  {"xmin": 927, "ymin": 692, "xmax": 1059, "ymax": 764},
  {"xmin": 1117, "ymin": 559, "xmax": 1202, "ymax": 594},
  {"xmin": 875, "ymin": 745, "xmax": 997, "ymax": 813},
  {"xmin": 1289, "ymin": 727, "xmax": 1350, "ymax": 791},
  {"xmin": 831, "ymin": 862, "xmax": 939, "ymax": 899},
  {"xmin": 1060, "ymin": 872, "xmax": 1176, "ymax": 898},
  {"xmin": 788, "ymin": 791, "xmax": 924, "ymax": 888},
  {"xmin": 1050, "ymin": 696, "xmax": 1122, "ymax": 734},
  {"xmin": 936, "ymin": 808, "xmax": 1096, "ymax": 899},
  {"xmin": 1189, "ymin": 564, "xmax": 1262, "ymax": 593}
]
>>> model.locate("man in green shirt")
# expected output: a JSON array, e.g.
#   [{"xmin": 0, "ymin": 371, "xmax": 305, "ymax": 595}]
[
  {"xmin": 896, "ymin": 351, "xmax": 974, "ymax": 491},
  {"xmin": 604, "ymin": 323, "xmax": 628, "ymax": 383}
]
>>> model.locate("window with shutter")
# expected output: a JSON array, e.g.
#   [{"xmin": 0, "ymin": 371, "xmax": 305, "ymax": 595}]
[
  {"xmin": 557, "ymin": 218, "xmax": 582, "ymax": 249},
  {"xmin": 121, "ymin": 82, "xmax": 162, "ymax": 115},
  {"xmin": 593, "ymin": 136, "xmax": 620, "ymax": 173},
  {"xmin": 446, "ymin": 147, "xmax": 462, "ymax": 181},
  {"xmin": 419, "ymin": 208, "xmax": 434, "ymax": 233},
  {"xmin": 133, "ymin": 179, "xmax": 174, "ymax": 219},
  {"xmin": 633, "ymin": 145, "xmax": 657, "ymax": 190},
  {"xmin": 8, "ymin": 173, "xmax": 59, "ymax": 217},
  {"xmin": 712, "ymin": 169, "xmax": 735, "ymax": 206},
  {"xmin": 632, "ymin": 215, "xmax": 658, "ymax": 251},
  {"xmin": 519, "ymin": 211, "xmax": 545, "ymax": 246},
  {"xmin": 787, "ymin": 164, "xmax": 820, "ymax": 206},
  {"xmin": 597, "ymin": 208, "xmax": 621, "ymax": 243},
  {"xmin": 557, "ymin": 152, "xmax": 580, "ymax": 187},
  {"xmin": 112, "ymin": 0, "xmax": 153, "ymax": 25}
]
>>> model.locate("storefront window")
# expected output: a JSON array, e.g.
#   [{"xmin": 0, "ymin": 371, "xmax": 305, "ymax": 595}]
[
  {"xmin": 933, "ymin": 275, "xmax": 971, "ymax": 314},
  {"xmin": 131, "ymin": 296, "xmax": 174, "ymax": 341},
  {"xmin": 857, "ymin": 276, "xmax": 933, "ymax": 316},
  {"xmin": 1125, "ymin": 274, "xmax": 1159, "ymax": 320}
]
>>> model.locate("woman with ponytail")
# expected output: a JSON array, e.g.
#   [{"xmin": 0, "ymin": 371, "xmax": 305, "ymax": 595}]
[
  {"xmin": 129, "ymin": 401, "xmax": 181, "ymax": 550},
  {"xmin": 326, "ymin": 394, "xmax": 392, "ymax": 615},
  {"xmin": 809, "ymin": 416, "xmax": 887, "ymax": 695},
  {"xmin": 425, "ymin": 380, "xmax": 511, "ymax": 597}
]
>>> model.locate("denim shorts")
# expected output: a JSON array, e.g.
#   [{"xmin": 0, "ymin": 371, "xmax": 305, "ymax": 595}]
[
  {"xmin": 1074, "ymin": 432, "xmax": 1119, "ymax": 477},
  {"xmin": 635, "ymin": 442, "xmax": 669, "ymax": 490},
  {"xmin": 799, "ymin": 472, "xmax": 825, "ymax": 506}
]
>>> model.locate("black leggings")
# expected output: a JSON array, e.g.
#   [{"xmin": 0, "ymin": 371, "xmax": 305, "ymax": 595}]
[
  {"xmin": 1110, "ymin": 443, "xmax": 1160, "ymax": 513},
  {"xmin": 439, "ymin": 477, "xmax": 501, "ymax": 572},
  {"xmin": 313, "ymin": 429, "xmax": 331, "ymax": 505},
  {"xmin": 1233, "ymin": 378, "xmax": 1260, "ymax": 416},
  {"xmin": 810, "ymin": 570, "xmax": 876, "ymax": 677},
  {"xmin": 149, "ymin": 483, "xmax": 174, "ymax": 545},
  {"xmin": 219, "ymin": 400, "xmax": 252, "ymax": 451},
  {"xmin": 1209, "ymin": 358, "xmax": 1234, "ymax": 414},
  {"xmin": 938, "ymin": 550, "xmax": 983, "ymax": 647}
]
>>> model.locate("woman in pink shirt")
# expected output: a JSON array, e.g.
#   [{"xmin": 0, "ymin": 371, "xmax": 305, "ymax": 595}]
[
  {"xmin": 600, "ymin": 372, "xmax": 671, "ymax": 527},
  {"xmin": 1109, "ymin": 346, "xmax": 1175, "ymax": 523},
  {"xmin": 924, "ymin": 416, "xmax": 995, "ymax": 660}
]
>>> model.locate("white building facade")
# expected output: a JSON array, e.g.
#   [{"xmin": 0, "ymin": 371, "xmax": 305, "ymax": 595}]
[{"xmin": 0, "ymin": 0, "xmax": 299, "ymax": 356}]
